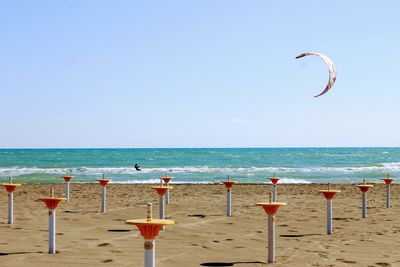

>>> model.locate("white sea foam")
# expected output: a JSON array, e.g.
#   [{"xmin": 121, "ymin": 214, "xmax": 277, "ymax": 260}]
[
  {"xmin": 381, "ymin": 162, "xmax": 400, "ymax": 168},
  {"xmin": 0, "ymin": 167, "xmax": 65, "ymax": 177},
  {"xmin": 1, "ymin": 163, "xmax": 400, "ymax": 177},
  {"xmin": 270, "ymin": 178, "xmax": 312, "ymax": 184}
]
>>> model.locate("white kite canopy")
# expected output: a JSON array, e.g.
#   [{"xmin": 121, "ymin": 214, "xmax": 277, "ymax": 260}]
[{"xmin": 296, "ymin": 52, "xmax": 337, "ymax": 98}]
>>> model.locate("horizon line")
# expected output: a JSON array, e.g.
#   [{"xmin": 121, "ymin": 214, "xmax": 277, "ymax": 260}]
[{"xmin": 1, "ymin": 146, "xmax": 399, "ymax": 150}]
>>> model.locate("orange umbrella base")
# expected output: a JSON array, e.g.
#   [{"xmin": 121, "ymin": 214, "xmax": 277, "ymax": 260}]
[
  {"xmin": 63, "ymin": 176, "xmax": 73, "ymax": 182},
  {"xmin": 355, "ymin": 184, "xmax": 373, "ymax": 193},
  {"xmin": 256, "ymin": 202, "xmax": 287, "ymax": 216},
  {"xmin": 126, "ymin": 219, "xmax": 175, "ymax": 239},
  {"xmin": 97, "ymin": 179, "xmax": 110, "ymax": 186},
  {"xmin": 161, "ymin": 177, "xmax": 172, "ymax": 184},
  {"xmin": 319, "ymin": 190, "xmax": 341, "ymax": 200},
  {"xmin": 1, "ymin": 184, "xmax": 22, "ymax": 193},
  {"xmin": 223, "ymin": 181, "xmax": 235, "ymax": 189},
  {"xmin": 152, "ymin": 186, "xmax": 173, "ymax": 196},
  {"xmin": 38, "ymin": 198, "xmax": 66, "ymax": 209},
  {"xmin": 270, "ymin": 178, "xmax": 280, "ymax": 184},
  {"xmin": 383, "ymin": 178, "xmax": 393, "ymax": 185}
]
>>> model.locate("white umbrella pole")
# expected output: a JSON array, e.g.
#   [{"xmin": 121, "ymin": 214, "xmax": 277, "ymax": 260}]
[
  {"xmin": 65, "ymin": 182, "xmax": 70, "ymax": 203},
  {"xmin": 159, "ymin": 195, "xmax": 165, "ymax": 230},
  {"xmin": 8, "ymin": 192, "xmax": 13, "ymax": 224},
  {"xmin": 144, "ymin": 239, "xmax": 155, "ymax": 267},
  {"xmin": 362, "ymin": 192, "xmax": 367, "ymax": 218},
  {"xmin": 166, "ymin": 188, "xmax": 170, "ymax": 205},
  {"xmin": 268, "ymin": 215, "xmax": 275, "ymax": 263},
  {"xmin": 272, "ymin": 185, "xmax": 277, "ymax": 202},
  {"xmin": 327, "ymin": 199, "xmax": 332, "ymax": 235},
  {"xmin": 386, "ymin": 184, "xmax": 390, "ymax": 208},
  {"xmin": 101, "ymin": 186, "xmax": 107, "ymax": 213},
  {"xmin": 49, "ymin": 209, "xmax": 56, "ymax": 254},
  {"xmin": 227, "ymin": 189, "xmax": 232, "ymax": 216}
]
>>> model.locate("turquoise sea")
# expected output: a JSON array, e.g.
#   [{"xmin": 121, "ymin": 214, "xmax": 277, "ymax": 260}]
[{"xmin": 0, "ymin": 148, "xmax": 399, "ymax": 184}]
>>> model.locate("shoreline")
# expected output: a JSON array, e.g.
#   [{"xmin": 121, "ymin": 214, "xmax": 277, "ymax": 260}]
[{"xmin": 0, "ymin": 181, "xmax": 390, "ymax": 185}]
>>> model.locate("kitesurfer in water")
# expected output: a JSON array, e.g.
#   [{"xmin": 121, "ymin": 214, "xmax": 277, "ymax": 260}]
[{"xmin": 135, "ymin": 164, "xmax": 141, "ymax": 171}]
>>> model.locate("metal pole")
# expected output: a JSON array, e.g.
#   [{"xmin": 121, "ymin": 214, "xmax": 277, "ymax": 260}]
[
  {"xmin": 327, "ymin": 199, "xmax": 332, "ymax": 235},
  {"xmin": 227, "ymin": 189, "xmax": 232, "ymax": 216},
  {"xmin": 386, "ymin": 184, "xmax": 390, "ymax": 208},
  {"xmin": 160, "ymin": 195, "xmax": 165, "ymax": 230},
  {"xmin": 268, "ymin": 215, "xmax": 275, "ymax": 263},
  {"xmin": 101, "ymin": 186, "xmax": 106, "ymax": 213},
  {"xmin": 8, "ymin": 192, "xmax": 13, "ymax": 224},
  {"xmin": 65, "ymin": 182, "xmax": 70, "ymax": 203},
  {"xmin": 362, "ymin": 192, "xmax": 367, "ymax": 218},
  {"xmin": 144, "ymin": 239, "xmax": 155, "ymax": 267},
  {"xmin": 49, "ymin": 209, "xmax": 56, "ymax": 254},
  {"xmin": 272, "ymin": 185, "xmax": 277, "ymax": 202},
  {"xmin": 166, "ymin": 186, "xmax": 170, "ymax": 205}
]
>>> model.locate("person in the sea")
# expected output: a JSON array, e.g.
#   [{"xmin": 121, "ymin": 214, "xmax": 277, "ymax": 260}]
[{"xmin": 134, "ymin": 164, "xmax": 141, "ymax": 171}]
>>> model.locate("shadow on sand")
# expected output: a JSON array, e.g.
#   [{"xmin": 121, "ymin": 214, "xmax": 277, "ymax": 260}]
[
  {"xmin": 0, "ymin": 251, "xmax": 43, "ymax": 256},
  {"xmin": 200, "ymin": 261, "xmax": 266, "ymax": 266}
]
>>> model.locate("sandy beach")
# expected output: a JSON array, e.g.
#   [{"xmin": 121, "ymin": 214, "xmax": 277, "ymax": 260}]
[{"xmin": 0, "ymin": 183, "xmax": 399, "ymax": 267}]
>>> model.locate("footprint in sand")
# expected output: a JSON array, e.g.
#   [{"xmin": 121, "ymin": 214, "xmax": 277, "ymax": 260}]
[
  {"xmin": 337, "ymin": 258, "xmax": 357, "ymax": 264},
  {"xmin": 280, "ymin": 234, "xmax": 322, "ymax": 238},
  {"xmin": 318, "ymin": 252, "xmax": 328, "ymax": 259},
  {"xmin": 376, "ymin": 263, "xmax": 391, "ymax": 267},
  {"xmin": 102, "ymin": 259, "xmax": 113, "ymax": 263},
  {"xmin": 188, "ymin": 214, "xmax": 207, "ymax": 218},
  {"xmin": 200, "ymin": 263, "xmax": 233, "ymax": 266},
  {"xmin": 333, "ymin": 217, "xmax": 355, "ymax": 222}
]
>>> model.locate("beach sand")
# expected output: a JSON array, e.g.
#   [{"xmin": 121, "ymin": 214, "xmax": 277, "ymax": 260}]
[{"xmin": 0, "ymin": 183, "xmax": 399, "ymax": 267}]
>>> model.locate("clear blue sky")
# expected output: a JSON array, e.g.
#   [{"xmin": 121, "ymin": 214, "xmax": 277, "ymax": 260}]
[{"xmin": 1, "ymin": 0, "xmax": 399, "ymax": 148}]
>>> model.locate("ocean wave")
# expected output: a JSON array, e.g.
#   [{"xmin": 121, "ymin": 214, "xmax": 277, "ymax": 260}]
[
  {"xmin": 0, "ymin": 167, "xmax": 65, "ymax": 177},
  {"xmin": 381, "ymin": 162, "xmax": 400, "ymax": 168},
  {"xmin": 1, "ymin": 163, "xmax": 400, "ymax": 177}
]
